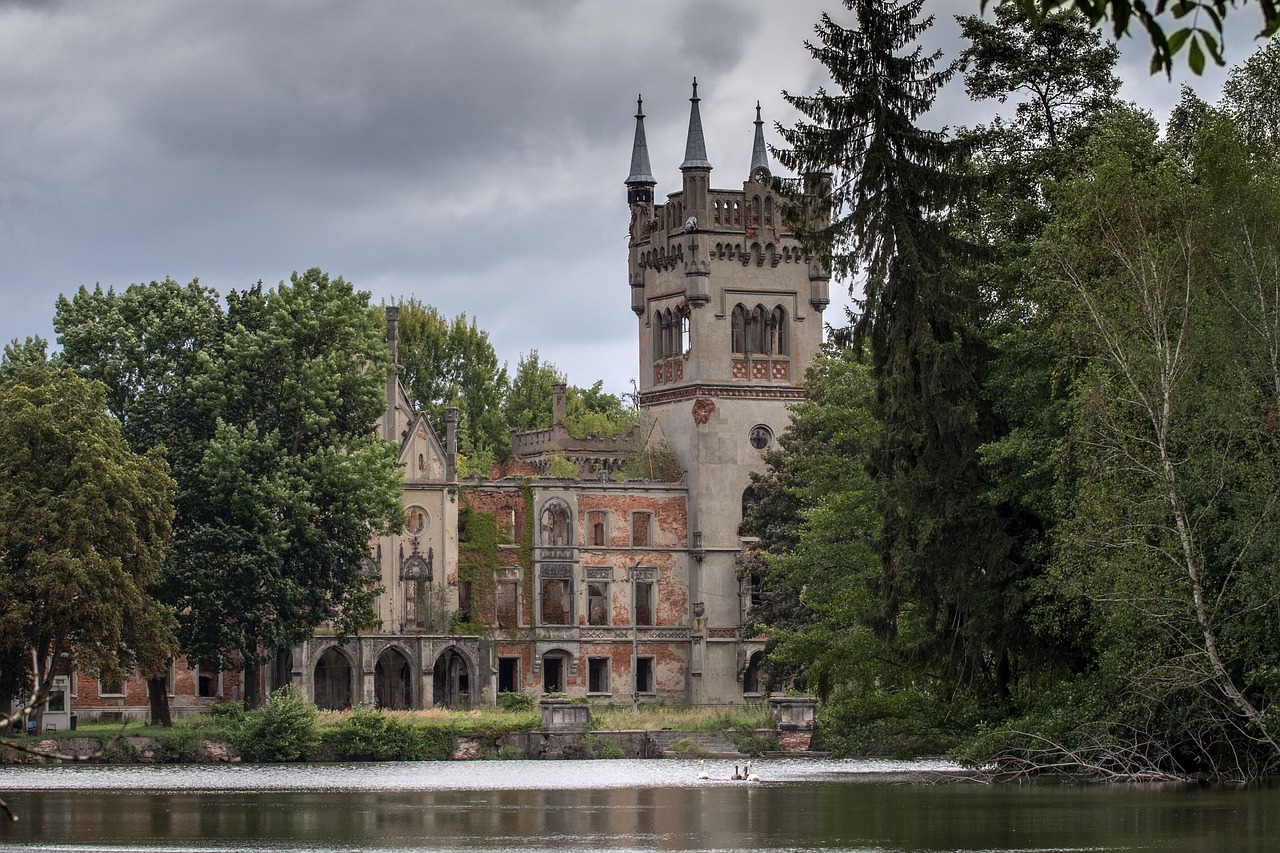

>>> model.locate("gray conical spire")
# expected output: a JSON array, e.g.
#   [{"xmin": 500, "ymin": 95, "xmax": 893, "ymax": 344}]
[
  {"xmin": 680, "ymin": 78, "xmax": 712, "ymax": 171},
  {"xmin": 625, "ymin": 95, "xmax": 656, "ymax": 186},
  {"xmin": 750, "ymin": 101, "xmax": 770, "ymax": 176}
]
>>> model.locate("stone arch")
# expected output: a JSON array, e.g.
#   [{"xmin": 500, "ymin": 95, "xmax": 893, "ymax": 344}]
[
  {"xmin": 743, "ymin": 651, "xmax": 764, "ymax": 695},
  {"xmin": 731, "ymin": 303, "xmax": 748, "ymax": 354},
  {"xmin": 374, "ymin": 645, "xmax": 414, "ymax": 710},
  {"xmin": 432, "ymin": 646, "xmax": 472, "ymax": 709},
  {"xmin": 314, "ymin": 646, "xmax": 354, "ymax": 711},
  {"xmin": 653, "ymin": 309, "xmax": 664, "ymax": 358},
  {"xmin": 771, "ymin": 305, "xmax": 789, "ymax": 356},
  {"xmin": 540, "ymin": 499, "xmax": 572, "ymax": 546},
  {"xmin": 764, "ymin": 196, "xmax": 774, "ymax": 227},
  {"xmin": 541, "ymin": 648, "xmax": 573, "ymax": 694}
]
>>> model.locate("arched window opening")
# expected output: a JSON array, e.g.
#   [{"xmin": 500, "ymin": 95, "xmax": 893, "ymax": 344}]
[
  {"xmin": 653, "ymin": 310, "xmax": 664, "ymax": 358},
  {"xmin": 743, "ymin": 651, "xmax": 764, "ymax": 695},
  {"xmin": 314, "ymin": 648, "xmax": 353, "ymax": 711},
  {"xmin": 764, "ymin": 196, "xmax": 773, "ymax": 227},
  {"xmin": 540, "ymin": 502, "xmax": 572, "ymax": 546},
  {"xmin": 750, "ymin": 305, "xmax": 769, "ymax": 354},
  {"xmin": 731, "ymin": 304, "xmax": 747, "ymax": 354},
  {"xmin": 679, "ymin": 310, "xmax": 690, "ymax": 355},
  {"xmin": 772, "ymin": 306, "xmax": 789, "ymax": 356},
  {"xmin": 733, "ymin": 201, "xmax": 741, "ymax": 225},
  {"xmin": 752, "ymin": 195, "xmax": 762, "ymax": 225},
  {"xmin": 663, "ymin": 308, "xmax": 675, "ymax": 359},
  {"xmin": 433, "ymin": 649, "xmax": 470, "ymax": 709},
  {"xmin": 375, "ymin": 648, "xmax": 412, "ymax": 711}
]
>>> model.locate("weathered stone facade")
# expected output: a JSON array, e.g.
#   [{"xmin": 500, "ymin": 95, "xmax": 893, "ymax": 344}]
[{"xmin": 66, "ymin": 83, "xmax": 825, "ymax": 723}]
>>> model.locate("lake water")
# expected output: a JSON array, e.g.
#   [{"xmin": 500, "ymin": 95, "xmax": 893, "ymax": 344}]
[{"xmin": 1, "ymin": 757, "xmax": 1277, "ymax": 852}]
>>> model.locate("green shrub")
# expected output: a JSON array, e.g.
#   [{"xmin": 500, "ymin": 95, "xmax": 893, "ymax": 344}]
[
  {"xmin": 97, "ymin": 736, "xmax": 138, "ymax": 763},
  {"xmin": 725, "ymin": 729, "xmax": 778, "ymax": 757},
  {"xmin": 598, "ymin": 742, "xmax": 626, "ymax": 759},
  {"xmin": 209, "ymin": 700, "xmax": 246, "ymax": 721},
  {"xmin": 154, "ymin": 727, "xmax": 206, "ymax": 763},
  {"xmin": 235, "ymin": 686, "xmax": 320, "ymax": 762},
  {"xmin": 324, "ymin": 708, "xmax": 427, "ymax": 761},
  {"xmin": 497, "ymin": 691, "xmax": 534, "ymax": 712},
  {"xmin": 418, "ymin": 725, "xmax": 457, "ymax": 760}
]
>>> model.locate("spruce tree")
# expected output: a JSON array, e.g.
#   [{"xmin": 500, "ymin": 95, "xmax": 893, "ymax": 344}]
[{"xmin": 776, "ymin": 0, "xmax": 1002, "ymax": 692}]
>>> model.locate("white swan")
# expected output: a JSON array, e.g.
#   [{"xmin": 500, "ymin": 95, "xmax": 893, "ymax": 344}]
[
  {"xmin": 745, "ymin": 761, "xmax": 760, "ymax": 782},
  {"xmin": 698, "ymin": 759, "xmax": 710, "ymax": 780}
]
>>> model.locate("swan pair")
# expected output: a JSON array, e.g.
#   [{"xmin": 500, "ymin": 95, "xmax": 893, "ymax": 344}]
[{"xmin": 699, "ymin": 759, "xmax": 760, "ymax": 782}]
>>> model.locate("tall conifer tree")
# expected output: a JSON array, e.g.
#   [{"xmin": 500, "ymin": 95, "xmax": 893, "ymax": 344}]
[{"xmin": 776, "ymin": 0, "xmax": 1002, "ymax": 690}]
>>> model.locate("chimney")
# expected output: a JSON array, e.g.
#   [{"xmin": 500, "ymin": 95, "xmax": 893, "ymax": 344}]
[
  {"xmin": 551, "ymin": 383, "xmax": 568, "ymax": 425},
  {"xmin": 445, "ymin": 407, "xmax": 458, "ymax": 481},
  {"xmin": 385, "ymin": 305, "xmax": 400, "ymax": 365}
]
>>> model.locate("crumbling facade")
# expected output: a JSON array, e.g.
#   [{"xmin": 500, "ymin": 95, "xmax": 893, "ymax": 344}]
[
  {"xmin": 68, "ymin": 83, "xmax": 825, "ymax": 721},
  {"xmin": 288, "ymin": 81, "xmax": 827, "ymax": 710}
]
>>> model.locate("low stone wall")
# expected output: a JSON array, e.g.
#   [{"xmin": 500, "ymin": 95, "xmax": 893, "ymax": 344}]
[{"xmin": 3, "ymin": 724, "xmax": 811, "ymax": 763}]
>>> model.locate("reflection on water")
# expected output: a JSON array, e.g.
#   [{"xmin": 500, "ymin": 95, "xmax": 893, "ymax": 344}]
[{"xmin": 0, "ymin": 759, "xmax": 1277, "ymax": 852}]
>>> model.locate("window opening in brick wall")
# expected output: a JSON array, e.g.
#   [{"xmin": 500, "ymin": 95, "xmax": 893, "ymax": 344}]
[
  {"xmin": 496, "ymin": 581, "xmax": 519, "ymax": 629},
  {"xmin": 587, "ymin": 580, "xmax": 610, "ymax": 626},
  {"xmin": 635, "ymin": 581, "xmax": 655, "ymax": 626},
  {"xmin": 458, "ymin": 580, "xmax": 473, "ymax": 622},
  {"xmin": 630, "ymin": 511, "xmax": 653, "ymax": 547},
  {"xmin": 588, "ymin": 510, "xmax": 608, "ymax": 546},
  {"xmin": 498, "ymin": 657, "xmax": 519, "ymax": 694},
  {"xmin": 588, "ymin": 657, "xmax": 610, "ymax": 694},
  {"xmin": 635, "ymin": 657, "xmax": 655, "ymax": 693},
  {"xmin": 540, "ymin": 577, "xmax": 572, "ymax": 625}
]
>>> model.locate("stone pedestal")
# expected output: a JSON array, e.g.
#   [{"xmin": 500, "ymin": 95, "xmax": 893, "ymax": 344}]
[
  {"xmin": 539, "ymin": 698, "xmax": 591, "ymax": 733},
  {"xmin": 769, "ymin": 696, "xmax": 818, "ymax": 753}
]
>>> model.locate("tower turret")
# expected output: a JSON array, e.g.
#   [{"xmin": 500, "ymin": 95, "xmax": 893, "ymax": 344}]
[
  {"xmin": 749, "ymin": 102, "xmax": 770, "ymax": 179},
  {"xmin": 626, "ymin": 95, "xmax": 657, "ymax": 315},
  {"xmin": 625, "ymin": 95, "xmax": 656, "ymax": 205},
  {"xmin": 681, "ymin": 80, "xmax": 712, "ymax": 305}
]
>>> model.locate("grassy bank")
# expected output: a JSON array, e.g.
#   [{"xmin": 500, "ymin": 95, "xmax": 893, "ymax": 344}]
[{"xmin": 11, "ymin": 698, "xmax": 777, "ymax": 763}]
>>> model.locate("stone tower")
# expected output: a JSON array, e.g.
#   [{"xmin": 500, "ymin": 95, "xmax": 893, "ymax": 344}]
[{"xmin": 626, "ymin": 81, "xmax": 829, "ymax": 703}]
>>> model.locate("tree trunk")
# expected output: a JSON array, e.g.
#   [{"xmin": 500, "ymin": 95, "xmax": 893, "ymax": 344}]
[
  {"xmin": 244, "ymin": 662, "xmax": 261, "ymax": 708},
  {"xmin": 147, "ymin": 677, "xmax": 173, "ymax": 727},
  {"xmin": 272, "ymin": 648, "xmax": 294, "ymax": 695}
]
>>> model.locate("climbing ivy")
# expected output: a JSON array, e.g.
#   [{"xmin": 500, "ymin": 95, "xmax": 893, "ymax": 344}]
[
  {"xmin": 518, "ymin": 479, "xmax": 535, "ymax": 628},
  {"xmin": 456, "ymin": 498, "xmax": 498, "ymax": 636}
]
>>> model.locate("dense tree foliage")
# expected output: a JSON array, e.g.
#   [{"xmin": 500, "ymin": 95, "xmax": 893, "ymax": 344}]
[
  {"xmin": 988, "ymin": 0, "xmax": 1280, "ymax": 75},
  {"xmin": 54, "ymin": 270, "xmax": 403, "ymax": 706},
  {"xmin": 776, "ymin": 0, "xmax": 1007, "ymax": 698},
  {"xmin": 0, "ymin": 366, "xmax": 177, "ymax": 720},
  {"xmin": 395, "ymin": 299, "xmax": 510, "ymax": 462},
  {"xmin": 754, "ymin": 4, "xmax": 1280, "ymax": 779}
]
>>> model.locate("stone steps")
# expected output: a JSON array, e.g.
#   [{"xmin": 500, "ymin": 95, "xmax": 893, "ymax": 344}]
[{"xmin": 650, "ymin": 730, "xmax": 744, "ymax": 758}]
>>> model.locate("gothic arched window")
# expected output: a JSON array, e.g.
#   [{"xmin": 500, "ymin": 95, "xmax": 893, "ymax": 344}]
[
  {"xmin": 750, "ymin": 305, "xmax": 769, "ymax": 354},
  {"xmin": 771, "ymin": 306, "xmax": 789, "ymax": 356},
  {"xmin": 752, "ymin": 195, "xmax": 762, "ymax": 226},
  {"xmin": 764, "ymin": 196, "xmax": 773, "ymax": 227},
  {"xmin": 540, "ymin": 502, "xmax": 572, "ymax": 546},
  {"xmin": 731, "ymin": 304, "xmax": 747, "ymax": 354},
  {"xmin": 653, "ymin": 310, "xmax": 664, "ymax": 358},
  {"xmin": 663, "ymin": 308, "xmax": 675, "ymax": 359}
]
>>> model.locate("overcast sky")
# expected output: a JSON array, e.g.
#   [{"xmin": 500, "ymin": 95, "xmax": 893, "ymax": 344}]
[{"xmin": 0, "ymin": 0, "xmax": 1260, "ymax": 395}]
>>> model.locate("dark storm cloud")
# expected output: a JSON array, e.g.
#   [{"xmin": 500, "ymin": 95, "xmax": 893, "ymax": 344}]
[{"xmin": 0, "ymin": 0, "xmax": 1262, "ymax": 394}]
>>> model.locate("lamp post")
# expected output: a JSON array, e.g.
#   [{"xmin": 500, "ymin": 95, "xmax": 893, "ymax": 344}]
[{"xmin": 628, "ymin": 561, "xmax": 640, "ymax": 712}]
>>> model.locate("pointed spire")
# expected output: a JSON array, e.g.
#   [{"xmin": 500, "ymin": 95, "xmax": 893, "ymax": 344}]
[
  {"xmin": 625, "ymin": 95, "xmax": 656, "ymax": 186},
  {"xmin": 680, "ymin": 78, "xmax": 712, "ymax": 171},
  {"xmin": 750, "ymin": 101, "xmax": 770, "ymax": 176}
]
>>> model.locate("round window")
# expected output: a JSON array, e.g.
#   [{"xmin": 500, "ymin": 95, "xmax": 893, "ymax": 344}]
[
  {"xmin": 749, "ymin": 424, "xmax": 773, "ymax": 450},
  {"xmin": 405, "ymin": 505, "xmax": 430, "ymax": 537}
]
